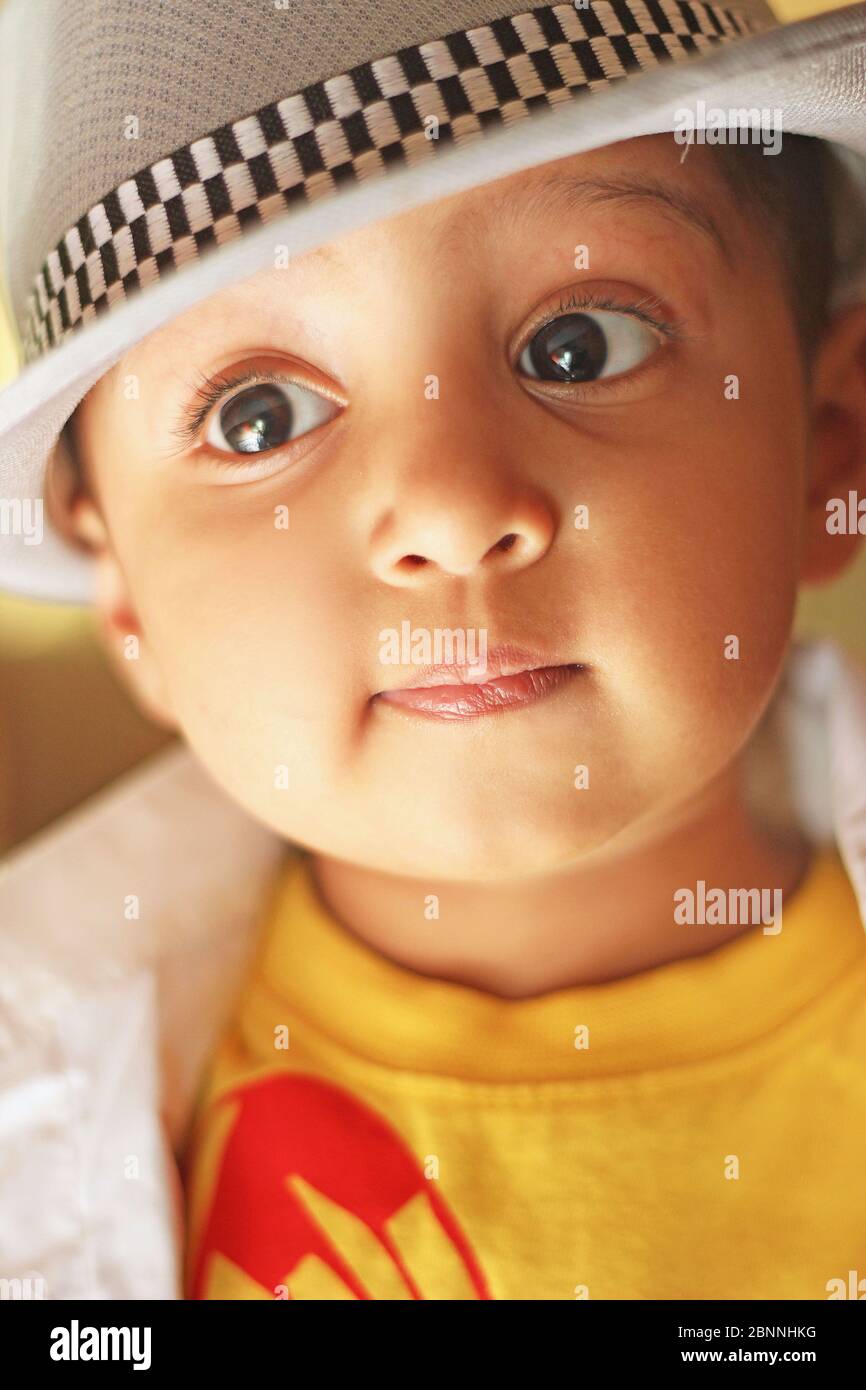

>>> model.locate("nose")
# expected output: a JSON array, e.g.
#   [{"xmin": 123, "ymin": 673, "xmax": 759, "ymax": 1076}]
[{"xmin": 367, "ymin": 425, "xmax": 558, "ymax": 588}]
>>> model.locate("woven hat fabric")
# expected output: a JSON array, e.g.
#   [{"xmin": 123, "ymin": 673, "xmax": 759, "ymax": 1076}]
[{"xmin": 1, "ymin": 0, "xmax": 776, "ymax": 363}]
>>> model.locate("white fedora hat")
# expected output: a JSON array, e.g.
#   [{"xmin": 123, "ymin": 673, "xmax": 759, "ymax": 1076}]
[{"xmin": 1, "ymin": 0, "xmax": 865, "ymax": 604}]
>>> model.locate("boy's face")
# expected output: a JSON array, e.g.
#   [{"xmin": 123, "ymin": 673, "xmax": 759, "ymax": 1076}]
[{"xmin": 70, "ymin": 133, "xmax": 843, "ymax": 879}]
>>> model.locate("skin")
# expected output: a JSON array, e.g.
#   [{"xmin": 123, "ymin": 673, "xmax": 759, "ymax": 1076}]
[{"xmin": 64, "ymin": 133, "xmax": 866, "ymax": 997}]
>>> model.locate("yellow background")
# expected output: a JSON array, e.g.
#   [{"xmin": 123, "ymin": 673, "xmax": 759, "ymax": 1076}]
[{"xmin": 0, "ymin": 0, "xmax": 863, "ymax": 853}]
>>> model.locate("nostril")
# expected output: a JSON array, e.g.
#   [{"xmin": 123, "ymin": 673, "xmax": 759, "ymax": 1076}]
[
  {"xmin": 398, "ymin": 554, "xmax": 429, "ymax": 571},
  {"xmin": 496, "ymin": 533, "xmax": 518, "ymax": 553}
]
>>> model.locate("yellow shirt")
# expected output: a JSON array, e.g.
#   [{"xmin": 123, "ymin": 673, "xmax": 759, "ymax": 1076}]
[{"xmin": 181, "ymin": 846, "xmax": 866, "ymax": 1300}]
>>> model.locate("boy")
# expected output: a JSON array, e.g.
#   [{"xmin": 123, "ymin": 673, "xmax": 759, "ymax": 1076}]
[
  {"xmin": 1, "ymin": 0, "xmax": 866, "ymax": 1302},
  {"xmin": 57, "ymin": 129, "xmax": 866, "ymax": 1298}
]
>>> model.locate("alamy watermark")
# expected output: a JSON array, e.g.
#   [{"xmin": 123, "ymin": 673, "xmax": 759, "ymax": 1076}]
[
  {"xmin": 0, "ymin": 1272, "xmax": 47, "ymax": 1299},
  {"xmin": 673, "ymin": 103, "xmax": 783, "ymax": 157},
  {"xmin": 50, "ymin": 1320, "xmax": 151, "ymax": 1370},
  {"xmin": 826, "ymin": 491, "xmax": 865, "ymax": 534},
  {"xmin": 379, "ymin": 621, "xmax": 488, "ymax": 673},
  {"xmin": 0, "ymin": 497, "xmax": 43, "ymax": 545},
  {"xmin": 674, "ymin": 881, "xmax": 782, "ymax": 934}
]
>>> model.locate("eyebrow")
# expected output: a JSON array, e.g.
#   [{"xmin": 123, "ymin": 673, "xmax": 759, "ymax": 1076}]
[
  {"xmin": 129, "ymin": 169, "xmax": 733, "ymax": 377},
  {"xmin": 439, "ymin": 170, "xmax": 735, "ymax": 270}
]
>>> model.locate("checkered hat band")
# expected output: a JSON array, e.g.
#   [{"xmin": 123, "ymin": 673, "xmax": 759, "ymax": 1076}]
[{"xmin": 22, "ymin": 0, "xmax": 767, "ymax": 363}]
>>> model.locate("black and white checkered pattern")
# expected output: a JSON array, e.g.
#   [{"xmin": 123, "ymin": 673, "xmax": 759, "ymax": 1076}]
[{"xmin": 22, "ymin": 0, "xmax": 767, "ymax": 363}]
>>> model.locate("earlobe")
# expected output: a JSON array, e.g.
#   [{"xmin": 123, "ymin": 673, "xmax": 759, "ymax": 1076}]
[{"xmin": 800, "ymin": 302, "xmax": 866, "ymax": 586}]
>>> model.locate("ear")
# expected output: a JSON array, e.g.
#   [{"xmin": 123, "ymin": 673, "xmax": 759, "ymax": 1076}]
[
  {"xmin": 51, "ymin": 428, "xmax": 179, "ymax": 732},
  {"xmin": 800, "ymin": 301, "xmax": 866, "ymax": 586}
]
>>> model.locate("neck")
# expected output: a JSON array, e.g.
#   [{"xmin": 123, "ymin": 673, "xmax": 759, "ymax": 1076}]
[{"xmin": 309, "ymin": 758, "xmax": 812, "ymax": 999}]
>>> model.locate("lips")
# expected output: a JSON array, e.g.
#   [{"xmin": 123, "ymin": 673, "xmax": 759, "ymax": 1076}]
[{"xmin": 373, "ymin": 645, "xmax": 585, "ymax": 721}]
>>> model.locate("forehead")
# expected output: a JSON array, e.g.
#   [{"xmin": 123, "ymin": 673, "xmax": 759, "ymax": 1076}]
[{"xmin": 115, "ymin": 132, "xmax": 735, "ymax": 378}]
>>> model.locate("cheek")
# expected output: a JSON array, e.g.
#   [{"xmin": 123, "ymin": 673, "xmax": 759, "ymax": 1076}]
[
  {"xmin": 118, "ymin": 494, "xmax": 365, "ymax": 802},
  {"xmin": 576, "ymin": 384, "xmax": 806, "ymax": 786}
]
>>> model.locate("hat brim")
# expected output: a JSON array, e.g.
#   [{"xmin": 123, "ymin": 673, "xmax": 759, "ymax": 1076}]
[{"xmin": 2, "ymin": 2, "xmax": 865, "ymax": 604}]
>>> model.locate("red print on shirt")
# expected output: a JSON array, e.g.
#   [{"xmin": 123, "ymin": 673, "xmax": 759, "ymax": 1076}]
[{"xmin": 183, "ymin": 1072, "xmax": 493, "ymax": 1299}]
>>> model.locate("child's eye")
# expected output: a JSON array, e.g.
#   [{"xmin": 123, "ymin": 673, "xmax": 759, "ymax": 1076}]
[
  {"xmin": 517, "ymin": 308, "xmax": 660, "ymax": 385},
  {"xmin": 204, "ymin": 378, "xmax": 340, "ymax": 456}
]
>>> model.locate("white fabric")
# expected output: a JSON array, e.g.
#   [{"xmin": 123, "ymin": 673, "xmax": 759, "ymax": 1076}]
[
  {"xmin": 0, "ymin": 746, "xmax": 285, "ymax": 1299},
  {"xmin": 0, "ymin": 636, "xmax": 864, "ymax": 1299}
]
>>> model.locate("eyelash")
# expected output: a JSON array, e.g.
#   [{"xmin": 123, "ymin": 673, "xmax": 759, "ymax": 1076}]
[
  {"xmin": 523, "ymin": 289, "xmax": 686, "ymax": 351},
  {"xmin": 169, "ymin": 291, "xmax": 689, "ymax": 459},
  {"xmin": 167, "ymin": 365, "xmax": 305, "ymax": 455}
]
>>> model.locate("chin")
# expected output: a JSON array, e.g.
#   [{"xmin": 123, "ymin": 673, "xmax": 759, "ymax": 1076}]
[{"xmin": 377, "ymin": 800, "xmax": 636, "ymax": 882}]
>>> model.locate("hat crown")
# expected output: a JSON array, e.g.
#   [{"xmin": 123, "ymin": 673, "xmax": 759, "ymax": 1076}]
[{"xmin": 0, "ymin": 0, "xmax": 778, "ymax": 353}]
